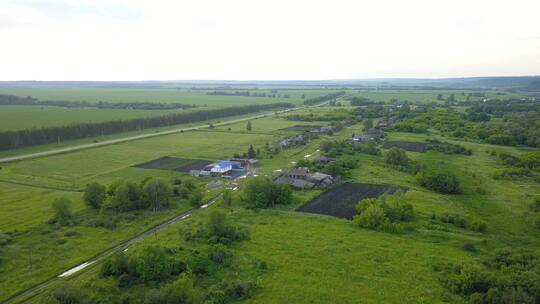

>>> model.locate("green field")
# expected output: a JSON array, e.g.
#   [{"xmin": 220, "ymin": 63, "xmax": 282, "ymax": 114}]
[{"xmin": 0, "ymin": 106, "xmax": 199, "ymax": 131}]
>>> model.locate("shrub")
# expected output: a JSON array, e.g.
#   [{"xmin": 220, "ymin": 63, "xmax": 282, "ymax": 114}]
[
  {"xmin": 64, "ymin": 230, "xmax": 79, "ymax": 237},
  {"xmin": 416, "ymin": 171, "xmax": 461, "ymax": 194},
  {"xmin": 353, "ymin": 205, "xmax": 386, "ymax": 229},
  {"xmin": 206, "ymin": 210, "xmax": 249, "ymax": 244},
  {"xmin": 0, "ymin": 233, "xmax": 12, "ymax": 247},
  {"xmin": 133, "ymin": 246, "xmax": 172, "ymax": 283},
  {"xmin": 100, "ymin": 253, "xmax": 129, "ymax": 278},
  {"xmin": 46, "ymin": 284, "xmax": 86, "ymax": 304},
  {"xmin": 354, "ymin": 196, "xmax": 414, "ymax": 233},
  {"xmin": 384, "ymin": 147, "xmax": 410, "ymax": 167},
  {"xmin": 87, "ymin": 217, "xmax": 116, "ymax": 229},
  {"xmin": 493, "ymin": 168, "xmax": 535, "ymax": 180},
  {"xmin": 242, "ymin": 177, "xmax": 293, "ymax": 208},
  {"xmin": 439, "ymin": 213, "xmax": 468, "ymax": 228},
  {"xmin": 50, "ymin": 197, "xmax": 75, "ymax": 226},
  {"xmin": 530, "ymin": 198, "xmax": 540, "ymax": 212},
  {"xmin": 470, "ymin": 219, "xmax": 487, "ymax": 232},
  {"xmin": 143, "ymin": 274, "xmax": 196, "ymax": 304},
  {"xmin": 443, "ymin": 263, "xmax": 492, "ymax": 295},
  {"xmin": 226, "ymin": 280, "xmax": 256, "ymax": 300},
  {"xmin": 188, "ymin": 190, "xmax": 204, "ymax": 207},
  {"xmin": 463, "ymin": 243, "xmax": 477, "ymax": 253},
  {"xmin": 208, "ymin": 245, "xmax": 232, "ymax": 264},
  {"xmin": 83, "ymin": 182, "xmax": 106, "ymax": 210}
]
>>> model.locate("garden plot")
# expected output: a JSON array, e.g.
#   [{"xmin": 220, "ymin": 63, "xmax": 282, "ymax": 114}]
[
  {"xmin": 280, "ymin": 125, "xmax": 323, "ymax": 132},
  {"xmin": 382, "ymin": 141, "xmax": 427, "ymax": 153},
  {"xmin": 297, "ymin": 182, "xmax": 403, "ymax": 219},
  {"xmin": 133, "ymin": 156, "xmax": 213, "ymax": 172}
]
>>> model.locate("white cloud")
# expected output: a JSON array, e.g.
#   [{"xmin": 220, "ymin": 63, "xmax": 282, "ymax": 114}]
[{"xmin": 0, "ymin": 0, "xmax": 539, "ymax": 80}]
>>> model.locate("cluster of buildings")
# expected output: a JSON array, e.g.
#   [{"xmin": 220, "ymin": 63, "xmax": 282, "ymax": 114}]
[
  {"xmin": 352, "ymin": 116, "xmax": 398, "ymax": 143},
  {"xmin": 190, "ymin": 159, "xmax": 258, "ymax": 178},
  {"xmin": 307, "ymin": 125, "xmax": 342, "ymax": 134},
  {"xmin": 280, "ymin": 135, "xmax": 308, "ymax": 149},
  {"xmin": 274, "ymin": 167, "xmax": 335, "ymax": 189}
]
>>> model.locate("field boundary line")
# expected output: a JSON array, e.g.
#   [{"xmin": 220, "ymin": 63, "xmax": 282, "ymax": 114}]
[{"xmin": 0, "ymin": 180, "xmax": 83, "ymax": 192}]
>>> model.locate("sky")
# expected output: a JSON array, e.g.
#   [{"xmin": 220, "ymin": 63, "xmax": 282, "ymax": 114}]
[{"xmin": 0, "ymin": 0, "xmax": 539, "ymax": 81}]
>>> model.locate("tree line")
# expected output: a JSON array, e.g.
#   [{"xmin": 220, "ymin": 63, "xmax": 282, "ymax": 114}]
[
  {"xmin": 0, "ymin": 94, "xmax": 198, "ymax": 110},
  {"xmin": 0, "ymin": 102, "xmax": 294, "ymax": 151},
  {"xmin": 207, "ymin": 91, "xmax": 290, "ymax": 98},
  {"xmin": 302, "ymin": 91, "xmax": 346, "ymax": 105}
]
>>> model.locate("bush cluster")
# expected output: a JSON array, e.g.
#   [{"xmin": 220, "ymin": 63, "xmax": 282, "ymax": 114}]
[
  {"xmin": 353, "ymin": 195, "xmax": 414, "ymax": 233},
  {"xmin": 242, "ymin": 177, "xmax": 293, "ymax": 208},
  {"xmin": 440, "ymin": 249, "xmax": 540, "ymax": 303},
  {"xmin": 435, "ymin": 213, "xmax": 487, "ymax": 232},
  {"xmin": 415, "ymin": 170, "xmax": 461, "ymax": 194}
]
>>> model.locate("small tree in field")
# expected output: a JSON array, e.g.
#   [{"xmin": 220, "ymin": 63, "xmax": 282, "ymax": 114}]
[
  {"xmin": 384, "ymin": 147, "xmax": 409, "ymax": 167},
  {"xmin": 223, "ymin": 189, "xmax": 233, "ymax": 206},
  {"xmin": 363, "ymin": 119, "xmax": 373, "ymax": 130},
  {"xmin": 247, "ymin": 145, "xmax": 256, "ymax": 159},
  {"xmin": 143, "ymin": 178, "xmax": 171, "ymax": 212},
  {"xmin": 51, "ymin": 197, "xmax": 75, "ymax": 226},
  {"xmin": 246, "ymin": 120, "xmax": 252, "ymax": 131},
  {"xmin": 83, "ymin": 182, "xmax": 106, "ymax": 210}
]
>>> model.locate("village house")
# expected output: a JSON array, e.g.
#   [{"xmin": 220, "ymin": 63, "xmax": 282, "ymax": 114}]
[
  {"xmin": 274, "ymin": 167, "xmax": 335, "ymax": 189},
  {"xmin": 352, "ymin": 128, "xmax": 386, "ymax": 143},
  {"xmin": 280, "ymin": 135, "xmax": 308, "ymax": 149},
  {"xmin": 190, "ymin": 158, "xmax": 258, "ymax": 178},
  {"xmin": 377, "ymin": 116, "xmax": 398, "ymax": 129}
]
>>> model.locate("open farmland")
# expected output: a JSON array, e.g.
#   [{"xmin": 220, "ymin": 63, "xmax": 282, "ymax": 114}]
[
  {"xmin": 0, "ymin": 87, "xmax": 327, "ymax": 107},
  {"xmin": 0, "ymin": 87, "xmax": 539, "ymax": 304},
  {"xmin": 0, "ymin": 105, "xmax": 196, "ymax": 132}
]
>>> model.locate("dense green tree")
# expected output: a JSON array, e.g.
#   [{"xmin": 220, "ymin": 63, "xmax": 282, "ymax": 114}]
[
  {"xmin": 246, "ymin": 120, "xmax": 252, "ymax": 131},
  {"xmin": 50, "ymin": 197, "xmax": 75, "ymax": 226},
  {"xmin": 46, "ymin": 283, "xmax": 86, "ymax": 304},
  {"xmin": 105, "ymin": 182, "xmax": 144, "ymax": 212},
  {"xmin": 189, "ymin": 189, "xmax": 204, "ymax": 207},
  {"xmin": 363, "ymin": 119, "xmax": 373, "ymax": 130},
  {"xmin": 384, "ymin": 147, "xmax": 410, "ymax": 167},
  {"xmin": 354, "ymin": 205, "xmax": 386, "ymax": 229},
  {"xmin": 247, "ymin": 144, "xmax": 256, "ymax": 159},
  {"xmin": 83, "ymin": 182, "xmax": 106, "ymax": 210},
  {"xmin": 415, "ymin": 170, "xmax": 461, "ymax": 194},
  {"xmin": 143, "ymin": 178, "xmax": 171, "ymax": 212},
  {"xmin": 134, "ymin": 246, "xmax": 171, "ymax": 283},
  {"xmin": 242, "ymin": 177, "xmax": 293, "ymax": 208},
  {"xmin": 222, "ymin": 189, "xmax": 233, "ymax": 206}
]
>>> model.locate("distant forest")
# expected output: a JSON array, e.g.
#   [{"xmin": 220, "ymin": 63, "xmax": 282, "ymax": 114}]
[
  {"xmin": 0, "ymin": 94, "xmax": 198, "ymax": 110},
  {"xmin": 0, "ymin": 102, "xmax": 294, "ymax": 151},
  {"xmin": 303, "ymin": 91, "xmax": 346, "ymax": 105},
  {"xmin": 206, "ymin": 91, "xmax": 290, "ymax": 98}
]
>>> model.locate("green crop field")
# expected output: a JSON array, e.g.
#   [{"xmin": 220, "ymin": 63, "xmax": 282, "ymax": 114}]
[
  {"xmin": 0, "ymin": 106, "xmax": 198, "ymax": 131},
  {"xmin": 0, "ymin": 88, "xmax": 326, "ymax": 106},
  {"xmin": 0, "ymin": 91, "xmax": 538, "ymax": 304}
]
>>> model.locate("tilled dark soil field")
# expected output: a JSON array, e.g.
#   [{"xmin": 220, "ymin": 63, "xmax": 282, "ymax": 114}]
[
  {"xmin": 297, "ymin": 182, "xmax": 403, "ymax": 219},
  {"xmin": 133, "ymin": 156, "xmax": 213, "ymax": 172},
  {"xmin": 280, "ymin": 125, "xmax": 323, "ymax": 132},
  {"xmin": 382, "ymin": 141, "xmax": 427, "ymax": 152}
]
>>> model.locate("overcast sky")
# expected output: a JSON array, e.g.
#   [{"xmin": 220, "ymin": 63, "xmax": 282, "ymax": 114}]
[{"xmin": 1, "ymin": 0, "xmax": 539, "ymax": 81}]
